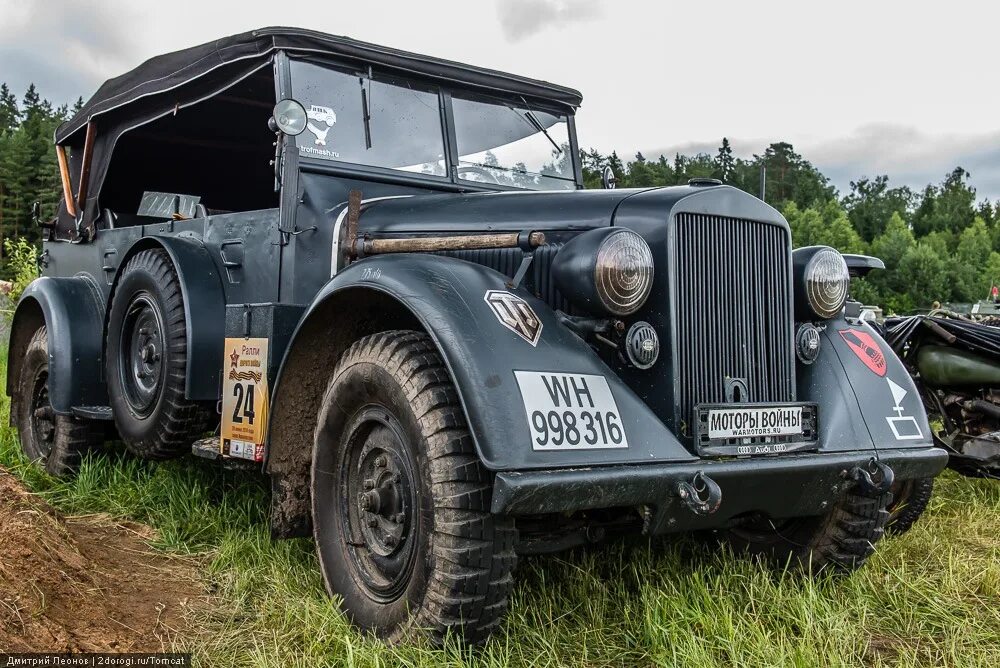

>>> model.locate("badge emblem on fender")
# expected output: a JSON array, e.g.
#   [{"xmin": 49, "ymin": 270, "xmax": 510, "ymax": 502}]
[
  {"xmin": 484, "ymin": 290, "xmax": 542, "ymax": 346},
  {"xmin": 838, "ymin": 328, "xmax": 886, "ymax": 376}
]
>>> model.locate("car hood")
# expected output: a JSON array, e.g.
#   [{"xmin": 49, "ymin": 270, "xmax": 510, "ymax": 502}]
[
  {"xmin": 355, "ymin": 184, "xmax": 768, "ymax": 236},
  {"xmin": 356, "ymin": 188, "xmax": 652, "ymax": 235}
]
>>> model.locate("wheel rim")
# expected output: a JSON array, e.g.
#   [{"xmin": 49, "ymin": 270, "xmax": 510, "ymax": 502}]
[
  {"xmin": 338, "ymin": 405, "xmax": 418, "ymax": 603},
  {"xmin": 118, "ymin": 293, "xmax": 165, "ymax": 417},
  {"xmin": 29, "ymin": 367, "xmax": 55, "ymax": 459}
]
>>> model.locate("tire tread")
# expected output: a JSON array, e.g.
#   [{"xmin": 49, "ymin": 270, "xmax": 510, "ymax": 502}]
[
  {"xmin": 321, "ymin": 330, "xmax": 516, "ymax": 644},
  {"xmin": 107, "ymin": 249, "xmax": 212, "ymax": 459},
  {"xmin": 886, "ymin": 477, "xmax": 934, "ymax": 535},
  {"xmin": 16, "ymin": 327, "xmax": 103, "ymax": 476}
]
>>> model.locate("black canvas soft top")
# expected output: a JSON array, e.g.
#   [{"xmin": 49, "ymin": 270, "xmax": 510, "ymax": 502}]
[{"xmin": 56, "ymin": 26, "xmax": 583, "ymax": 143}]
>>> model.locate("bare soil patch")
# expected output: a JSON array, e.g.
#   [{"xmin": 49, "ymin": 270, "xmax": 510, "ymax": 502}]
[{"xmin": 0, "ymin": 467, "xmax": 203, "ymax": 652}]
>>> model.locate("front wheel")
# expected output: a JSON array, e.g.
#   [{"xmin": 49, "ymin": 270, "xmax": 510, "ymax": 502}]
[
  {"xmin": 312, "ymin": 331, "xmax": 516, "ymax": 644},
  {"xmin": 721, "ymin": 487, "xmax": 890, "ymax": 573}
]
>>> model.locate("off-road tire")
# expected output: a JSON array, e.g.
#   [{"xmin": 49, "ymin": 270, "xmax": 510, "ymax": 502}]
[
  {"xmin": 722, "ymin": 488, "xmax": 891, "ymax": 572},
  {"xmin": 106, "ymin": 248, "xmax": 212, "ymax": 458},
  {"xmin": 312, "ymin": 330, "xmax": 516, "ymax": 644},
  {"xmin": 886, "ymin": 477, "xmax": 934, "ymax": 535},
  {"xmin": 15, "ymin": 327, "xmax": 103, "ymax": 476}
]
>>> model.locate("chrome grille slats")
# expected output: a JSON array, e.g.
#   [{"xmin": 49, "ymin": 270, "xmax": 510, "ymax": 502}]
[{"xmin": 674, "ymin": 213, "xmax": 795, "ymax": 434}]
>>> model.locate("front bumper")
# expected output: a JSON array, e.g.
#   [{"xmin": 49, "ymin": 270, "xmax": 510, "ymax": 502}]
[{"xmin": 492, "ymin": 447, "xmax": 948, "ymax": 534}]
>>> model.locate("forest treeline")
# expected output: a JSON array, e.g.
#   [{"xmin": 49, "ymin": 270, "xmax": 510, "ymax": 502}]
[
  {"xmin": 581, "ymin": 141, "xmax": 998, "ymax": 312},
  {"xmin": 1, "ymin": 82, "xmax": 996, "ymax": 312}
]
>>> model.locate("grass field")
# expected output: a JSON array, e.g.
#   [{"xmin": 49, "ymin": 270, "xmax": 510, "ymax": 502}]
[{"xmin": 2, "ymin": 350, "xmax": 1000, "ymax": 667}]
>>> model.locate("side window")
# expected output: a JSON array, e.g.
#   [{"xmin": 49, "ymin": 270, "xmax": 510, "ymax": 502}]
[{"xmin": 289, "ymin": 60, "xmax": 446, "ymax": 176}]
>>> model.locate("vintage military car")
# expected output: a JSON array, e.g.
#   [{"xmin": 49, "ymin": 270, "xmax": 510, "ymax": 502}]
[{"xmin": 7, "ymin": 28, "xmax": 947, "ymax": 643}]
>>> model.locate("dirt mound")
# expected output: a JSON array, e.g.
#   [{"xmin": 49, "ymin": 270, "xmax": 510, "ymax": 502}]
[{"xmin": 0, "ymin": 467, "xmax": 203, "ymax": 652}]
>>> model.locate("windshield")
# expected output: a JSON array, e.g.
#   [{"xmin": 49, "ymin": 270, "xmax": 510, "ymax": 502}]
[
  {"xmin": 288, "ymin": 59, "xmax": 577, "ymax": 189},
  {"xmin": 289, "ymin": 60, "xmax": 446, "ymax": 176},
  {"xmin": 452, "ymin": 93, "xmax": 575, "ymax": 191}
]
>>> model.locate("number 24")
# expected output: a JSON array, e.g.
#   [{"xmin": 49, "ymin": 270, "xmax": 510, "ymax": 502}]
[{"xmin": 232, "ymin": 383, "xmax": 255, "ymax": 425}]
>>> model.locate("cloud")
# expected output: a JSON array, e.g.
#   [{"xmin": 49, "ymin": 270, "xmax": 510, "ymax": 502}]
[
  {"xmin": 807, "ymin": 124, "xmax": 1000, "ymax": 200},
  {"xmin": 641, "ymin": 126, "xmax": 1000, "ymax": 201},
  {"xmin": 0, "ymin": 0, "xmax": 140, "ymax": 105},
  {"xmin": 495, "ymin": 0, "xmax": 601, "ymax": 42}
]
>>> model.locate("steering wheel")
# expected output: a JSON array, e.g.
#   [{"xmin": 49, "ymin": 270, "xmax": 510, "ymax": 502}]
[{"xmin": 457, "ymin": 165, "xmax": 501, "ymax": 185}]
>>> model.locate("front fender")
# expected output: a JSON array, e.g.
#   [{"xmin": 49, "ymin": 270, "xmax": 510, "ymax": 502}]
[
  {"xmin": 799, "ymin": 320, "xmax": 933, "ymax": 453},
  {"xmin": 275, "ymin": 254, "xmax": 695, "ymax": 471},
  {"xmin": 7, "ymin": 276, "xmax": 107, "ymax": 414}
]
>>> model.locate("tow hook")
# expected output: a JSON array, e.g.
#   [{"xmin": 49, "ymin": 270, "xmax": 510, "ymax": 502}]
[
  {"xmin": 675, "ymin": 471, "xmax": 722, "ymax": 515},
  {"xmin": 847, "ymin": 457, "xmax": 895, "ymax": 495}
]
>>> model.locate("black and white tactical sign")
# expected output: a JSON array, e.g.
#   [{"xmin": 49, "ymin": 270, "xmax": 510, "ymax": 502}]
[{"xmin": 514, "ymin": 371, "xmax": 628, "ymax": 450}]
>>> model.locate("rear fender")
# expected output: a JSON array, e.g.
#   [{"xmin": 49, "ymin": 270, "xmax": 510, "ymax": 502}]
[
  {"xmin": 7, "ymin": 276, "xmax": 107, "ymax": 415},
  {"xmin": 110, "ymin": 236, "xmax": 225, "ymax": 400}
]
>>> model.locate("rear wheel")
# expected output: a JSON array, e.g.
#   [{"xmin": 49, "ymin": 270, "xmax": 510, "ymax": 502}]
[
  {"xmin": 14, "ymin": 327, "xmax": 103, "ymax": 476},
  {"xmin": 886, "ymin": 477, "xmax": 934, "ymax": 535},
  {"xmin": 106, "ymin": 249, "xmax": 212, "ymax": 458},
  {"xmin": 312, "ymin": 331, "xmax": 516, "ymax": 644},
  {"xmin": 721, "ymin": 487, "xmax": 890, "ymax": 572}
]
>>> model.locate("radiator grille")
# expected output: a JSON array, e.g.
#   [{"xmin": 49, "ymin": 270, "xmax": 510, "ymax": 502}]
[
  {"xmin": 443, "ymin": 244, "xmax": 572, "ymax": 312},
  {"xmin": 674, "ymin": 213, "xmax": 795, "ymax": 432}
]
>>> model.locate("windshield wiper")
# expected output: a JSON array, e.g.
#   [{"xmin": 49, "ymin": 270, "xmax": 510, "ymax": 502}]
[
  {"xmin": 519, "ymin": 97, "xmax": 562, "ymax": 155},
  {"xmin": 360, "ymin": 67, "xmax": 373, "ymax": 149},
  {"xmin": 461, "ymin": 161, "xmax": 527, "ymax": 175}
]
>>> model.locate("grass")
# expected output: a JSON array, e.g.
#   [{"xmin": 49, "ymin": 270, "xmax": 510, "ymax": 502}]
[{"xmin": 2, "ymin": 350, "xmax": 1000, "ymax": 667}]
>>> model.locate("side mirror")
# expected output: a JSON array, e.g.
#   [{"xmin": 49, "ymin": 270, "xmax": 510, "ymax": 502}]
[
  {"xmin": 270, "ymin": 99, "xmax": 307, "ymax": 136},
  {"xmin": 31, "ymin": 201, "xmax": 41, "ymax": 225},
  {"xmin": 601, "ymin": 165, "xmax": 616, "ymax": 190}
]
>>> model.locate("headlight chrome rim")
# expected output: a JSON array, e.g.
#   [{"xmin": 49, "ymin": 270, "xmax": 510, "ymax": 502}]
[
  {"xmin": 804, "ymin": 248, "xmax": 850, "ymax": 319},
  {"xmin": 594, "ymin": 229, "xmax": 654, "ymax": 316}
]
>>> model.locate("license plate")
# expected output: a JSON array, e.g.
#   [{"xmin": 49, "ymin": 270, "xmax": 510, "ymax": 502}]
[
  {"xmin": 695, "ymin": 403, "xmax": 818, "ymax": 457},
  {"xmin": 514, "ymin": 371, "xmax": 628, "ymax": 450}
]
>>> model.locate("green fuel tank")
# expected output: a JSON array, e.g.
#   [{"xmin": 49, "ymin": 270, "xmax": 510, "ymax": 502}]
[{"xmin": 916, "ymin": 345, "xmax": 1000, "ymax": 387}]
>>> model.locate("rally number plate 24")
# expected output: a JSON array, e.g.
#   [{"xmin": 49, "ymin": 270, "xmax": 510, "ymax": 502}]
[
  {"xmin": 514, "ymin": 371, "xmax": 628, "ymax": 451},
  {"xmin": 220, "ymin": 337, "xmax": 270, "ymax": 462}
]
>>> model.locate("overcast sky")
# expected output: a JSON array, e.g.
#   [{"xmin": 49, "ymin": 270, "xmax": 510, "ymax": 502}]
[{"xmin": 2, "ymin": 0, "xmax": 998, "ymax": 199}]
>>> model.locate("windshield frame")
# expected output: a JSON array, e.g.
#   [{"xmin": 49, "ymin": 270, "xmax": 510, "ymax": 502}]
[{"xmin": 286, "ymin": 53, "xmax": 582, "ymax": 192}]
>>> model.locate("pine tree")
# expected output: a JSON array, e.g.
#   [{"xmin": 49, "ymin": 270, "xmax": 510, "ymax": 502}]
[
  {"xmin": 713, "ymin": 137, "xmax": 735, "ymax": 183},
  {"xmin": 0, "ymin": 83, "xmax": 19, "ymax": 135}
]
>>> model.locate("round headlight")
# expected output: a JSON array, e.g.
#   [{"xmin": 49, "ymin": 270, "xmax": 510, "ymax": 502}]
[
  {"xmin": 552, "ymin": 227, "xmax": 655, "ymax": 317},
  {"xmin": 795, "ymin": 246, "xmax": 849, "ymax": 320},
  {"xmin": 594, "ymin": 229, "xmax": 655, "ymax": 316},
  {"xmin": 271, "ymin": 99, "xmax": 307, "ymax": 136}
]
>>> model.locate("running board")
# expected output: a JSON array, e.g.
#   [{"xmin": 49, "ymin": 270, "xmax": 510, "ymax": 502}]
[
  {"xmin": 71, "ymin": 405, "xmax": 113, "ymax": 420},
  {"xmin": 192, "ymin": 437, "xmax": 222, "ymax": 461},
  {"xmin": 191, "ymin": 436, "xmax": 258, "ymax": 470}
]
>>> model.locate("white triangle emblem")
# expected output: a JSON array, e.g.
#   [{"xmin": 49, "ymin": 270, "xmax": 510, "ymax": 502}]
[{"xmin": 886, "ymin": 377, "xmax": 907, "ymax": 407}]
